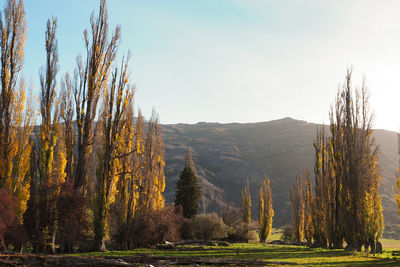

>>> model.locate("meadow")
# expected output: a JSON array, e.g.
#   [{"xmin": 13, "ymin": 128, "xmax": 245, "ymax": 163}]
[{"xmin": 66, "ymin": 237, "xmax": 400, "ymax": 266}]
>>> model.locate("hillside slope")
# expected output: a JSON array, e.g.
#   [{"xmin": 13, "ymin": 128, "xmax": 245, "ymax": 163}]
[{"xmin": 162, "ymin": 117, "xmax": 400, "ymax": 238}]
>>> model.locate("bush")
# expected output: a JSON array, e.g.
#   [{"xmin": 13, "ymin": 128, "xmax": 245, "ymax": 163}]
[
  {"xmin": 219, "ymin": 206, "xmax": 249, "ymax": 242},
  {"xmin": 184, "ymin": 213, "xmax": 228, "ymax": 241},
  {"xmin": 56, "ymin": 181, "xmax": 89, "ymax": 253},
  {"xmin": 123, "ymin": 205, "xmax": 185, "ymax": 248},
  {"xmin": 281, "ymin": 225, "xmax": 295, "ymax": 243},
  {"xmin": 0, "ymin": 189, "xmax": 17, "ymax": 251}
]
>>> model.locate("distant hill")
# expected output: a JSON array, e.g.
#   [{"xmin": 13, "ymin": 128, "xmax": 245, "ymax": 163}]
[{"xmin": 161, "ymin": 117, "xmax": 400, "ymax": 238}]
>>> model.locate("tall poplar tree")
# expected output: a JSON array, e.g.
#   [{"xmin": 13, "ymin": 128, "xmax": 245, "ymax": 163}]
[
  {"xmin": 94, "ymin": 55, "xmax": 134, "ymax": 251},
  {"xmin": 73, "ymin": 0, "xmax": 120, "ymax": 190},
  {"xmin": 25, "ymin": 17, "xmax": 67, "ymax": 254},
  {"xmin": 143, "ymin": 113, "xmax": 166, "ymax": 211},
  {"xmin": 0, "ymin": 0, "xmax": 34, "ymax": 217},
  {"xmin": 241, "ymin": 179, "xmax": 251, "ymax": 224},
  {"xmin": 290, "ymin": 171, "xmax": 304, "ymax": 243},
  {"xmin": 258, "ymin": 176, "xmax": 274, "ymax": 243},
  {"xmin": 312, "ymin": 68, "xmax": 383, "ymax": 251},
  {"xmin": 303, "ymin": 169, "xmax": 314, "ymax": 244}
]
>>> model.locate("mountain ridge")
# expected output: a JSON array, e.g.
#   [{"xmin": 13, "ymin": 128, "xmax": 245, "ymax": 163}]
[{"xmin": 161, "ymin": 117, "xmax": 400, "ymax": 238}]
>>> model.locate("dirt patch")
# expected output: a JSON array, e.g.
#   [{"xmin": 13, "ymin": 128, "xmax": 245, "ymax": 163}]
[{"xmin": 0, "ymin": 254, "xmax": 298, "ymax": 266}]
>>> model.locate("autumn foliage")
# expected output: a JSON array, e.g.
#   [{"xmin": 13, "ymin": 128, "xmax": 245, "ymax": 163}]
[
  {"xmin": 0, "ymin": 0, "xmax": 392, "ymax": 255},
  {"xmin": 290, "ymin": 69, "xmax": 384, "ymax": 252},
  {"xmin": 258, "ymin": 176, "xmax": 274, "ymax": 243}
]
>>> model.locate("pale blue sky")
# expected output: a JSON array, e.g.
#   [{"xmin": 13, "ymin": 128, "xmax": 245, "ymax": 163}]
[{"xmin": 18, "ymin": 0, "xmax": 400, "ymax": 131}]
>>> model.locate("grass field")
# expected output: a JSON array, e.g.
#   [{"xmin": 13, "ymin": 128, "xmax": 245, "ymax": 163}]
[
  {"xmin": 67, "ymin": 229, "xmax": 400, "ymax": 266},
  {"xmin": 72, "ymin": 241, "xmax": 400, "ymax": 266}
]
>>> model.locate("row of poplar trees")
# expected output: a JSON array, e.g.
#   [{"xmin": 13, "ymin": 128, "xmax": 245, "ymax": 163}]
[
  {"xmin": 240, "ymin": 177, "xmax": 274, "ymax": 243},
  {"xmin": 291, "ymin": 68, "xmax": 383, "ymax": 252},
  {"xmin": 0, "ymin": 0, "xmax": 166, "ymax": 253}
]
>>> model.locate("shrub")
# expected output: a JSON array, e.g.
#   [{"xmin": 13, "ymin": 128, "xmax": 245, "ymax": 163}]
[
  {"xmin": 56, "ymin": 181, "xmax": 89, "ymax": 252},
  {"xmin": 185, "ymin": 213, "xmax": 228, "ymax": 240},
  {"xmin": 0, "ymin": 189, "xmax": 17, "ymax": 251},
  {"xmin": 220, "ymin": 206, "xmax": 249, "ymax": 242},
  {"xmin": 125, "ymin": 205, "xmax": 185, "ymax": 248},
  {"xmin": 281, "ymin": 225, "xmax": 296, "ymax": 243}
]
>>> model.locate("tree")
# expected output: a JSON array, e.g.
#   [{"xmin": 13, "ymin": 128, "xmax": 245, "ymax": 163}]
[
  {"xmin": 94, "ymin": 55, "xmax": 134, "ymax": 251},
  {"xmin": 60, "ymin": 73, "xmax": 75, "ymax": 182},
  {"xmin": 25, "ymin": 17, "xmax": 66, "ymax": 254},
  {"xmin": 312, "ymin": 68, "xmax": 383, "ymax": 251},
  {"xmin": 290, "ymin": 171, "xmax": 304, "ymax": 244},
  {"xmin": 110, "ymin": 104, "xmax": 138, "ymax": 250},
  {"xmin": 174, "ymin": 147, "xmax": 201, "ymax": 219},
  {"xmin": 0, "ymin": 0, "xmax": 34, "ymax": 219},
  {"xmin": 241, "ymin": 179, "xmax": 251, "ymax": 224},
  {"xmin": 312, "ymin": 126, "xmax": 329, "ymax": 248},
  {"xmin": 73, "ymin": 0, "xmax": 120, "ymax": 190},
  {"xmin": 0, "ymin": 189, "xmax": 16, "ymax": 251},
  {"xmin": 258, "ymin": 176, "xmax": 274, "ymax": 243},
  {"xmin": 145, "ymin": 112, "xmax": 166, "ymax": 211},
  {"xmin": 56, "ymin": 181, "xmax": 88, "ymax": 253},
  {"xmin": 303, "ymin": 169, "xmax": 314, "ymax": 245}
]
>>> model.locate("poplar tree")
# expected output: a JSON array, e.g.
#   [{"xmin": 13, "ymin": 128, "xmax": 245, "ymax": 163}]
[
  {"xmin": 0, "ymin": 0, "xmax": 34, "ymax": 217},
  {"xmin": 25, "ymin": 17, "xmax": 67, "ymax": 254},
  {"xmin": 312, "ymin": 127, "xmax": 329, "ymax": 247},
  {"xmin": 290, "ymin": 171, "xmax": 304, "ymax": 243},
  {"xmin": 312, "ymin": 68, "xmax": 383, "ymax": 251},
  {"xmin": 303, "ymin": 169, "xmax": 314, "ymax": 245},
  {"xmin": 60, "ymin": 73, "xmax": 75, "ymax": 182},
  {"xmin": 111, "ymin": 104, "xmax": 137, "ymax": 250},
  {"xmin": 258, "ymin": 176, "xmax": 274, "ymax": 243},
  {"xmin": 136, "ymin": 112, "xmax": 165, "ymax": 213},
  {"xmin": 241, "ymin": 179, "xmax": 251, "ymax": 224},
  {"xmin": 94, "ymin": 56, "xmax": 134, "ymax": 251},
  {"xmin": 73, "ymin": 0, "xmax": 120, "ymax": 190}
]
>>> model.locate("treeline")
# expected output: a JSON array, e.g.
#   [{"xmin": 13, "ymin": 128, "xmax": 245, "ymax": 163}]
[
  {"xmin": 290, "ymin": 69, "xmax": 384, "ymax": 252},
  {"xmin": 0, "ymin": 0, "xmax": 167, "ymax": 253}
]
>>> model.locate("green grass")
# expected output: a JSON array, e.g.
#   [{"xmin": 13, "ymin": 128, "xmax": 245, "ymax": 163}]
[{"xmin": 71, "ymin": 242, "xmax": 400, "ymax": 266}]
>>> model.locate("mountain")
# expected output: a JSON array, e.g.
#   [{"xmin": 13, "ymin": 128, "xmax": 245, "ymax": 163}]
[{"xmin": 161, "ymin": 117, "xmax": 400, "ymax": 238}]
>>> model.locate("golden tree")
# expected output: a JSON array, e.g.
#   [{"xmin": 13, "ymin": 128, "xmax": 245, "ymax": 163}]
[
  {"xmin": 73, "ymin": 0, "xmax": 120, "ymax": 190},
  {"xmin": 138, "ymin": 112, "xmax": 165, "ymax": 213},
  {"xmin": 59, "ymin": 73, "xmax": 75, "ymax": 182},
  {"xmin": 312, "ymin": 68, "xmax": 383, "ymax": 251},
  {"xmin": 111, "ymin": 103, "xmax": 138, "ymax": 250},
  {"xmin": 94, "ymin": 55, "xmax": 134, "ymax": 251},
  {"xmin": 258, "ymin": 176, "xmax": 274, "ymax": 243},
  {"xmin": 312, "ymin": 127, "xmax": 329, "ymax": 247},
  {"xmin": 0, "ymin": 0, "xmax": 34, "ymax": 217},
  {"xmin": 303, "ymin": 169, "xmax": 314, "ymax": 244},
  {"xmin": 241, "ymin": 179, "xmax": 251, "ymax": 224},
  {"xmin": 24, "ymin": 17, "xmax": 67, "ymax": 254},
  {"xmin": 290, "ymin": 171, "xmax": 304, "ymax": 243}
]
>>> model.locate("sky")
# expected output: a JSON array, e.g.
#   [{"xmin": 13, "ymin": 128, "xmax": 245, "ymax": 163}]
[{"xmin": 18, "ymin": 0, "xmax": 400, "ymax": 131}]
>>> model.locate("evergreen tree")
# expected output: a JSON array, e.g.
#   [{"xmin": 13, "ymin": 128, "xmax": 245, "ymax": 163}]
[{"xmin": 174, "ymin": 148, "xmax": 201, "ymax": 219}]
